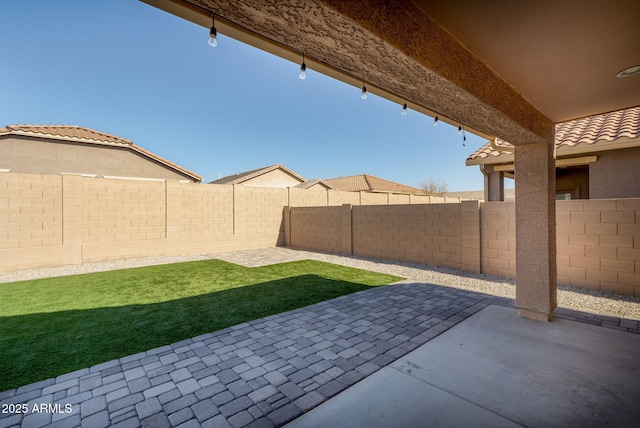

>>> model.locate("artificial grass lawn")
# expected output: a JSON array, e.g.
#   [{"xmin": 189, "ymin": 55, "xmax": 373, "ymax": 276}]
[{"xmin": 0, "ymin": 259, "xmax": 401, "ymax": 392}]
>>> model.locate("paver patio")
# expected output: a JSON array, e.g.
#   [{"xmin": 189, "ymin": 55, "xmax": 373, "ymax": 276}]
[{"xmin": 1, "ymin": 250, "xmax": 638, "ymax": 428}]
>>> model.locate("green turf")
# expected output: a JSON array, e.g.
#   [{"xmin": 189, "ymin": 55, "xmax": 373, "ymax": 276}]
[{"xmin": 0, "ymin": 259, "xmax": 401, "ymax": 392}]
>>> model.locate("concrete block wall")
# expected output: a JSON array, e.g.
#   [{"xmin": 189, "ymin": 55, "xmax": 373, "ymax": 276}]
[
  {"xmin": 0, "ymin": 174, "xmax": 287, "ymax": 272},
  {"xmin": 478, "ymin": 200, "xmax": 640, "ymax": 296},
  {"xmin": 81, "ymin": 178, "xmax": 166, "ymax": 244},
  {"xmin": 3, "ymin": 172, "xmax": 638, "ymax": 296},
  {"xmin": 0, "ymin": 173, "xmax": 79, "ymax": 271},
  {"xmin": 167, "ymin": 182, "xmax": 233, "ymax": 239},
  {"xmin": 288, "ymin": 199, "xmax": 640, "ymax": 297},
  {"xmin": 389, "ymin": 194, "xmax": 411, "ymax": 205},
  {"xmin": 0, "ymin": 173, "xmax": 63, "ymax": 250},
  {"xmin": 289, "ymin": 189, "xmax": 463, "ymax": 208},
  {"xmin": 290, "ymin": 205, "xmax": 352, "ymax": 254},
  {"xmin": 234, "ymin": 186, "xmax": 288, "ymax": 243},
  {"xmin": 359, "ymin": 192, "xmax": 390, "ymax": 205},
  {"xmin": 556, "ymin": 199, "xmax": 640, "ymax": 296},
  {"xmin": 409, "ymin": 195, "xmax": 432, "ymax": 204},
  {"xmin": 289, "ymin": 188, "xmax": 328, "ymax": 207},
  {"xmin": 480, "ymin": 202, "xmax": 516, "ymax": 278},
  {"xmin": 289, "ymin": 202, "xmax": 481, "ymax": 273},
  {"xmin": 327, "ymin": 191, "xmax": 360, "ymax": 206},
  {"xmin": 461, "ymin": 200, "xmax": 481, "ymax": 273},
  {"xmin": 352, "ymin": 203, "xmax": 475, "ymax": 271}
]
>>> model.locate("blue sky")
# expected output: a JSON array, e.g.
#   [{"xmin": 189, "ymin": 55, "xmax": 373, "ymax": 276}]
[{"xmin": 0, "ymin": 0, "xmax": 504, "ymax": 191}]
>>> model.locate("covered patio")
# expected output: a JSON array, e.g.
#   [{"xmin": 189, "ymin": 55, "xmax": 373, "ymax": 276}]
[
  {"xmin": 1, "ymin": 248, "xmax": 639, "ymax": 427},
  {"xmin": 142, "ymin": 0, "xmax": 640, "ymax": 322},
  {"xmin": 3, "ymin": 1, "xmax": 638, "ymax": 426}
]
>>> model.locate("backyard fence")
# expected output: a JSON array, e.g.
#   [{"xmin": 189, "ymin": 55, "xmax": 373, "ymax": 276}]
[
  {"xmin": 287, "ymin": 200, "xmax": 640, "ymax": 297},
  {"xmin": 0, "ymin": 172, "xmax": 462, "ymax": 273},
  {"xmin": 2, "ymin": 172, "xmax": 638, "ymax": 297}
]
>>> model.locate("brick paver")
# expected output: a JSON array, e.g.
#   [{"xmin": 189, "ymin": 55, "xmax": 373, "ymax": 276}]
[{"xmin": 2, "ymin": 249, "xmax": 638, "ymax": 428}]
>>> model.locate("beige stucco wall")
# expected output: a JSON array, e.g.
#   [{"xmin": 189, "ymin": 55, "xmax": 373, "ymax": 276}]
[
  {"xmin": 242, "ymin": 169, "xmax": 303, "ymax": 187},
  {"xmin": 0, "ymin": 135, "xmax": 195, "ymax": 181},
  {"xmin": 589, "ymin": 147, "xmax": 640, "ymax": 199}
]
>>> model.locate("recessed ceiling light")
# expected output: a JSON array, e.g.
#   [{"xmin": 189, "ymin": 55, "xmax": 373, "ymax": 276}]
[{"xmin": 616, "ymin": 65, "xmax": 640, "ymax": 78}]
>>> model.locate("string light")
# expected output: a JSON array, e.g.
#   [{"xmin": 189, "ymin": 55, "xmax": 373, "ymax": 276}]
[
  {"xmin": 299, "ymin": 53, "xmax": 307, "ymax": 80},
  {"xmin": 208, "ymin": 14, "xmax": 218, "ymax": 47},
  {"xmin": 196, "ymin": 7, "xmax": 464, "ymax": 136}
]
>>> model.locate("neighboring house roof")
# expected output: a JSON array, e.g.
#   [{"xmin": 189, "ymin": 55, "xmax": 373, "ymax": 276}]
[
  {"xmin": 209, "ymin": 164, "xmax": 306, "ymax": 185},
  {"xmin": 324, "ymin": 174, "xmax": 422, "ymax": 194},
  {"xmin": 466, "ymin": 106, "xmax": 640, "ymax": 166},
  {"xmin": 0, "ymin": 124, "xmax": 202, "ymax": 182},
  {"xmin": 294, "ymin": 179, "xmax": 335, "ymax": 190}
]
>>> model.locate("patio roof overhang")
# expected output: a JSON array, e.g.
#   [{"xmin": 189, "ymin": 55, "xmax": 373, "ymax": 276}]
[
  {"xmin": 140, "ymin": 0, "xmax": 640, "ymax": 322},
  {"xmin": 142, "ymin": 0, "xmax": 640, "ymax": 144}
]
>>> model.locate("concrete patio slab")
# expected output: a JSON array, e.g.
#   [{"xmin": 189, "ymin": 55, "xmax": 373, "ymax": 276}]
[{"xmin": 286, "ymin": 305, "xmax": 640, "ymax": 427}]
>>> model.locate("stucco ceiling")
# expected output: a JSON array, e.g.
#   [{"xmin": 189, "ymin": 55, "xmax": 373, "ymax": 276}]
[
  {"xmin": 142, "ymin": 0, "xmax": 640, "ymax": 146},
  {"xmin": 414, "ymin": 0, "xmax": 640, "ymax": 123}
]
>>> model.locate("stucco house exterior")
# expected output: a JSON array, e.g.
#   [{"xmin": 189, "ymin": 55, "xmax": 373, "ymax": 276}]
[
  {"xmin": 466, "ymin": 106, "xmax": 640, "ymax": 201},
  {"xmin": 209, "ymin": 164, "xmax": 334, "ymax": 191},
  {"xmin": 324, "ymin": 174, "xmax": 423, "ymax": 195},
  {"xmin": 0, "ymin": 124, "xmax": 201, "ymax": 182}
]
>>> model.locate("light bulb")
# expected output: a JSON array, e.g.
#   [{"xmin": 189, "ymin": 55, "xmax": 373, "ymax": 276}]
[
  {"xmin": 299, "ymin": 62, "xmax": 306, "ymax": 80},
  {"xmin": 361, "ymin": 85, "xmax": 367, "ymax": 100},
  {"xmin": 401, "ymin": 103, "xmax": 407, "ymax": 116},
  {"xmin": 208, "ymin": 30, "xmax": 218, "ymax": 47},
  {"xmin": 433, "ymin": 116, "xmax": 439, "ymax": 126}
]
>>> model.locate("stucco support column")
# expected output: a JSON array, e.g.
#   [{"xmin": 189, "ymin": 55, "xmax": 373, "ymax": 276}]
[
  {"xmin": 514, "ymin": 138, "xmax": 557, "ymax": 321},
  {"xmin": 481, "ymin": 165, "xmax": 505, "ymax": 201}
]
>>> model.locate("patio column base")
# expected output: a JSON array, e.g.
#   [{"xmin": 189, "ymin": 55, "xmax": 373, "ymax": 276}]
[{"xmin": 519, "ymin": 308, "xmax": 553, "ymax": 322}]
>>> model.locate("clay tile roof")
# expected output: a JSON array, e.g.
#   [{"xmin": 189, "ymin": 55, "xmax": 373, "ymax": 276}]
[
  {"xmin": 1, "ymin": 124, "xmax": 134, "ymax": 146},
  {"xmin": 324, "ymin": 174, "xmax": 422, "ymax": 194},
  {"xmin": 465, "ymin": 143, "xmax": 505, "ymax": 163},
  {"xmin": 208, "ymin": 164, "xmax": 306, "ymax": 185},
  {"xmin": 0, "ymin": 124, "xmax": 202, "ymax": 182},
  {"xmin": 555, "ymin": 106, "xmax": 640, "ymax": 148},
  {"xmin": 466, "ymin": 105, "xmax": 640, "ymax": 165}
]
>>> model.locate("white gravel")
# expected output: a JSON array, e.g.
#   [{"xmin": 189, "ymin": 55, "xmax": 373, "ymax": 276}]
[{"xmin": 1, "ymin": 247, "xmax": 639, "ymax": 321}]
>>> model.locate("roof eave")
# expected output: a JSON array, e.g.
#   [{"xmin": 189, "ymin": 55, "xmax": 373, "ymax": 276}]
[
  {"xmin": 465, "ymin": 153, "xmax": 514, "ymax": 166},
  {"xmin": 556, "ymin": 136, "xmax": 640, "ymax": 156},
  {"xmin": 128, "ymin": 145, "xmax": 202, "ymax": 182}
]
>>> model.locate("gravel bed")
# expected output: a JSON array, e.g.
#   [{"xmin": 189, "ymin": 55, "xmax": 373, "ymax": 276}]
[
  {"xmin": 1, "ymin": 247, "xmax": 639, "ymax": 320},
  {"xmin": 282, "ymin": 249, "xmax": 640, "ymax": 320},
  {"xmin": 0, "ymin": 254, "xmax": 212, "ymax": 283}
]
